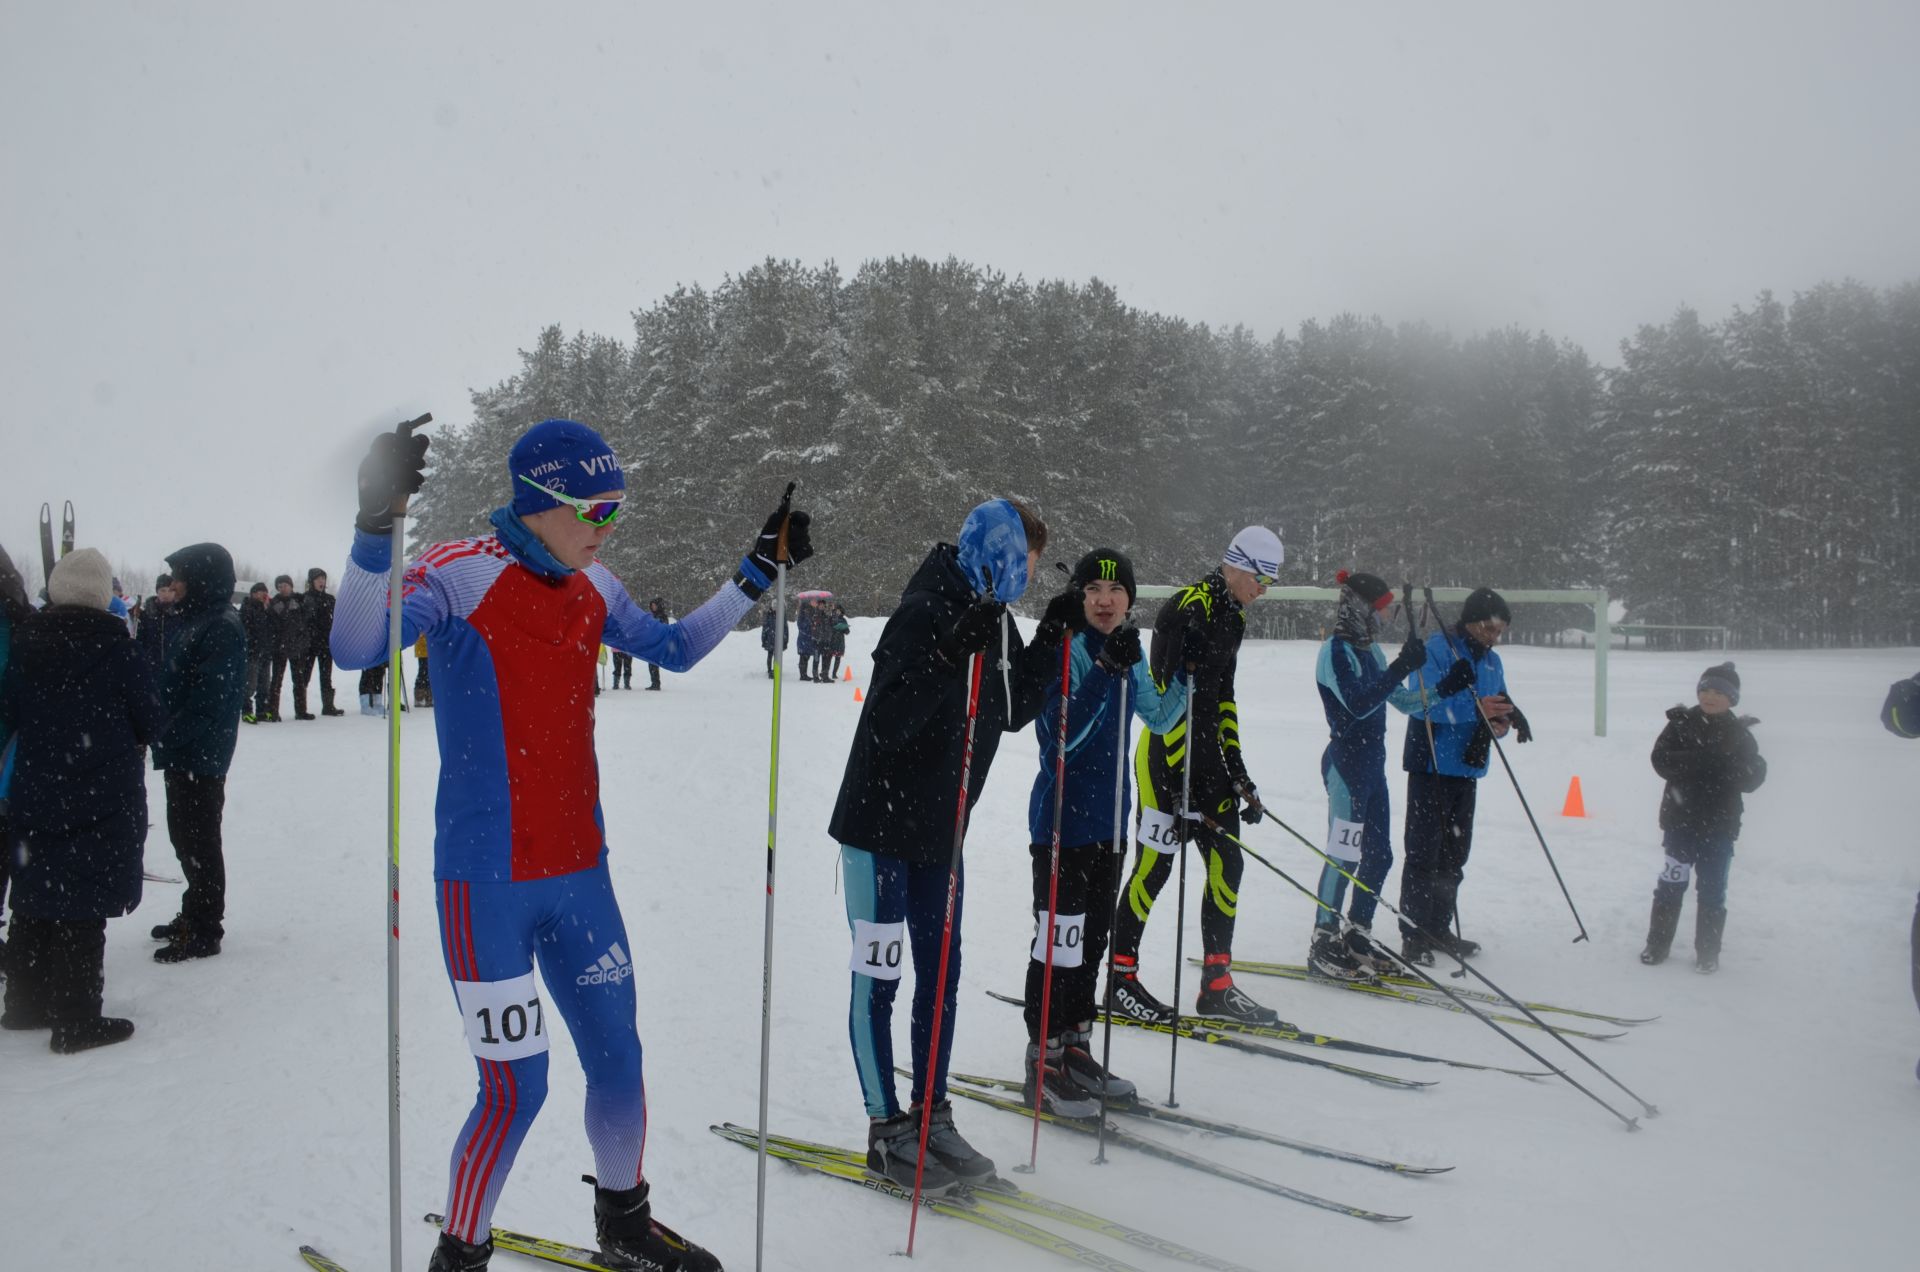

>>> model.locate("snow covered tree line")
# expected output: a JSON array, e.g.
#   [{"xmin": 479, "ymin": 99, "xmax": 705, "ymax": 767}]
[{"xmin": 409, "ymin": 257, "xmax": 1920, "ymax": 647}]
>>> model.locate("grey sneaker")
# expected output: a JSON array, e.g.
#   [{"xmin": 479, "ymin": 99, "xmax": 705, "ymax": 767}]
[{"xmin": 866, "ymin": 1111, "xmax": 962, "ymax": 1195}]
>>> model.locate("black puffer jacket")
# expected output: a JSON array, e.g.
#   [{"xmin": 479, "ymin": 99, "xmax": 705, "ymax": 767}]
[
  {"xmin": 303, "ymin": 586, "xmax": 335, "ymax": 649},
  {"xmin": 1, "ymin": 605, "xmax": 163, "ymax": 919},
  {"xmin": 154, "ymin": 544, "xmax": 248, "ymax": 778},
  {"xmin": 269, "ymin": 591, "xmax": 309, "ymax": 657},
  {"xmin": 1651, "ymin": 704, "xmax": 1767, "ymax": 840},
  {"xmin": 828, "ymin": 544, "xmax": 1053, "ymax": 863},
  {"xmin": 241, "ymin": 595, "xmax": 274, "ymax": 656}
]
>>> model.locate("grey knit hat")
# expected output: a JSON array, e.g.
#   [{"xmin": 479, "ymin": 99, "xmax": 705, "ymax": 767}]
[{"xmin": 48, "ymin": 548, "xmax": 114, "ymax": 611}]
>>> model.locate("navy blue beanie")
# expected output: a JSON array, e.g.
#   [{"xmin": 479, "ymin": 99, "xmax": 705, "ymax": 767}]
[
  {"xmin": 509, "ymin": 419, "xmax": 625, "ymax": 516},
  {"xmin": 1698, "ymin": 662, "xmax": 1740, "ymax": 706}
]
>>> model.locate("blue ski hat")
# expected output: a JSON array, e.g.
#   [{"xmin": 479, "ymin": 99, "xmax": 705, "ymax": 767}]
[
  {"xmin": 509, "ymin": 419, "xmax": 625, "ymax": 516},
  {"xmin": 956, "ymin": 499, "xmax": 1031, "ymax": 602}
]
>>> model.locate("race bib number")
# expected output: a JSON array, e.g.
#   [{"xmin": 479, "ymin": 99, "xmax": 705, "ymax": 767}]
[
  {"xmin": 851, "ymin": 919, "xmax": 906, "ymax": 981},
  {"xmin": 1659, "ymin": 856, "xmax": 1692, "ymax": 886},
  {"xmin": 1327, "ymin": 818, "xmax": 1365, "ymax": 866},
  {"xmin": 454, "ymin": 972, "xmax": 548, "ymax": 1061},
  {"xmin": 1138, "ymin": 806, "xmax": 1182, "ymax": 851},
  {"xmin": 1031, "ymin": 910, "xmax": 1087, "ymax": 968}
]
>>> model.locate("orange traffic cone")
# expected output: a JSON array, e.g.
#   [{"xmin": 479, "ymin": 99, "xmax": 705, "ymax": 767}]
[
  {"xmin": 843, "ymin": 666, "xmax": 853, "ymax": 681},
  {"xmin": 1560, "ymin": 775, "xmax": 1586, "ymax": 818},
  {"xmin": 853, "ymin": 686, "xmax": 865, "ymax": 702}
]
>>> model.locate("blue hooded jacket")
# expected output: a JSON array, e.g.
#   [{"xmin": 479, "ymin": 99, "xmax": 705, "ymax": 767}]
[{"xmin": 1401, "ymin": 628, "xmax": 1506, "ymax": 779}]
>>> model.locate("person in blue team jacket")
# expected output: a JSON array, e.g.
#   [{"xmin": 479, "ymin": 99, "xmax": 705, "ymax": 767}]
[
  {"xmin": 1397, "ymin": 587, "xmax": 1523, "ymax": 965},
  {"xmin": 1017, "ymin": 548, "xmax": 1186, "ymax": 1116}
]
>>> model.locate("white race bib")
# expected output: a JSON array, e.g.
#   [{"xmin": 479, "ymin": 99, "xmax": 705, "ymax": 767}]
[
  {"xmin": 1031, "ymin": 910, "xmax": 1087, "ymax": 968},
  {"xmin": 1327, "ymin": 818, "xmax": 1365, "ymax": 865},
  {"xmin": 1138, "ymin": 806, "xmax": 1183, "ymax": 851},
  {"xmin": 1659, "ymin": 856, "xmax": 1692, "ymax": 885},
  {"xmin": 850, "ymin": 919, "xmax": 906, "ymax": 981},
  {"xmin": 454, "ymin": 972, "xmax": 549, "ymax": 1061}
]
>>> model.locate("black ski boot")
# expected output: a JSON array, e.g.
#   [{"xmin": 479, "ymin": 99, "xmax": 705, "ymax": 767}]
[
  {"xmin": 1023, "ymin": 1039, "xmax": 1101, "ymax": 1118},
  {"xmin": 1308, "ymin": 925, "xmax": 1368, "ymax": 981},
  {"xmin": 866, "ymin": 1111, "xmax": 961, "ymax": 1195},
  {"xmin": 150, "ymin": 915, "xmax": 184, "ymax": 941},
  {"xmin": 50, "ymin": 1016, "xmax": 135, "ymax": 1053},
  {"xmin": 1640, "ymin": 890, "xmax": 1682, "ymax": 966},
  {"xmin": 923, "ymin": 1099, "xmax": 997, "ymax": 1184},
  {"xmin": 1695, "ymin": 905, "xmax": 1726, "ymax": 974},
  {"xmin": 1193, "ymin": 981, "xmax": 1286, "ymax": 1028},
  {"xmin": 1344, "ymin": 923, "xmax": 1398, "ymax": 977},
  {"xmin": 1060, "ymin": 1023, "xmax": 1136, "ymax": 1103},
  {"xmin": 427, "ymin": 1231, "xmax": 493, "ymax": 1271},
  {"xmin": 154, "ymin": 927, "xmax": 221, "ymax": 963},
  {"xmin": 1401, "ymin": 931, "xmax": 1437, "ymax": 967},
  {"xmin": 1107, "ymin": 971, "xmax": 1175, "ymax": 1025},
  {"xmin": 590, "ymin": 1178, "xmax": 722, "ymax": 1272}
]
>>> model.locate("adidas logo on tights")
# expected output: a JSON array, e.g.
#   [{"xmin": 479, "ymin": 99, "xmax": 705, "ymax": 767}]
[{"xmin": 578, "ymin": 943, "xmax": 634, "ymax": 987}]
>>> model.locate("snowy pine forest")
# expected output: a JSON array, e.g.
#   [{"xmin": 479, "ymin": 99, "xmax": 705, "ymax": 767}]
[{"xmin": 410, "ymin": 258, "xmax": 1920, "ymax": 645}]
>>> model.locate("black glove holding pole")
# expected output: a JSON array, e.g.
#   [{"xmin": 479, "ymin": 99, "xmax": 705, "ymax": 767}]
[
  {"xmin": 1388, "ymin": 631, "xmax": 1425, "ymax": 679},
  {"xmin": 1434, "ymin": 658, "xmax": 1476, "ymax": 698},
  {"xmin": 939, "ymin": 599, "xmax": 1007, "ymax": 669},
  {"xmin": 1034, "ymin": 588, "xmax": 1083, "ymax": 648},
  {"xmin": 1095, "ymin": 621, "xmax": 1142, "ymax": 676},
  {"xmin": 736, "ymin": 483, "xmax": 813, "ymax": 600},
  {"xmin": 355, "ymin": 414, "xmax": 432, "ymax": 535}
]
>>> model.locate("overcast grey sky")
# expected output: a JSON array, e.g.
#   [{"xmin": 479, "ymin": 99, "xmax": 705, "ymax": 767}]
[{"xmin": 5, "ymin": 1, "xmax": 1917, "ymax": 591}]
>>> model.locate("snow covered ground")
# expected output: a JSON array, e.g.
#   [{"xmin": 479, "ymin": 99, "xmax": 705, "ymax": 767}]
[{"xmin": 6, "ymin": 629, "xmax": 1917, "ymax": 1271}]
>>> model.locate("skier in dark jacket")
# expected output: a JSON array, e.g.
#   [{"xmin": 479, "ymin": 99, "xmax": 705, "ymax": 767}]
[
  {"xmin": 240, "ymin": 582, "xmax": 273, "ymax": 722},
  {"xmin": 1, "ymin": 548, "xmax": 163, "ymax": 1052},
  {"xmin": 828, "ymin": 498, "xmax": 1056, "ymax": 1194},
  {"xmin": 150, "ymin": 542, "xmax": 249, "ymax": 963},
  {"xmin": 304, "ymin": 568, "xmax": 342, "ymax": 715},
  {"xmin": 1017, "ymin": 548, "xmax": 1186, "ymax": 1116},
  {"xmin": 1108, "ymin": 526, "xmax": 1288, "ymax": 1027},
  {"xmin": 1640, "ymin": 662, "xmax": 1766, "ymax": 973},
  {"xmin": 1882, "ymin": 672, "xmax": 1920, "ymax": 1078}
]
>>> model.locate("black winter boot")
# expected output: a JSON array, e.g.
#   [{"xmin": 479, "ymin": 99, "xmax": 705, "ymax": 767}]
[
  {"xmin": 1640, "ymin": 889, "xmax": 1683, "ymax": 965},
  {"xmin": 427, "ymin": 1231, "xmax": 493, "ymax": 1271},
  {"xmin": 590, "ymin": 1178, "xmax": 722, "ymax": 1271},
  {"xmin": 1695, "ymin": 905, "xmax": 1727, "ymax": 974},
  {"xmin": 50, "ymin": 1017, "xmax": 135, "ymax": 1053}
]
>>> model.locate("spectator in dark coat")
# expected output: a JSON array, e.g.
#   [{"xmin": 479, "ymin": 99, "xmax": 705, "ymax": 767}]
[
  {"xmin": 240, "ymin": 582, "xmax": 273, "ymax": 722},
  {"xmin": 135, "ymin": 571, "xmax": 178, "ymax": 672},
  {"xmin": 822, "ymin": 603, "xmax": 850, "ymax": 683},
  {"xmin": 0, "ymin": 548, "xmax": 162, "ymax": 1052},
  {"xmin": 644, "ymin": 596, "xmax": 670, "ymax": 689},
  {"xmin": 1639, "ymin": 662, "xmax": 1766, "ymax": 973},
  {"xmin": 150, "ymin": 542, "xmax": 248, "ymax": 963},
  {"xmin": 303, "ymin": 568, "xmax": 342, "ymax": 715},
  {"xmin": 268, "ymin": 574, "xmax": 312, "ymax": 719},
  {"xmin": 0, "ymin": 543, "xmax": 32, "ymax": 967},
  {"xmin": 760, "ymin": 604, "xmax": 789, "ymax": 679}
]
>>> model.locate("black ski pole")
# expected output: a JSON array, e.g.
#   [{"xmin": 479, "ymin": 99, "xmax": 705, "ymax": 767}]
[
  {"xmin": 1250, "ymin": 804, "xmax": 1657, "ymax": 1119},
  {"xmin": 1422, "ymin": 587, "xmax": 1589, "ymax": 943},
  {"xmin": 1165, "ymin": 667, "xmax": 1197, "ymax": 1108},
  {"xmin": 1206, "ymin": 814, "xmax": 1641, "ymax": 1130},
  {"xmin": 1402, "ymin": 584, "xmax": 1439, "ymax": 774},
  {"xmin": 1093, "ymin": 667, "xmax": 1130, "ymax": 1166}
]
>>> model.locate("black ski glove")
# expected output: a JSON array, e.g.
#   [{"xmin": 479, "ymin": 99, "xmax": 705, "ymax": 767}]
[
  {"xmin": 1095, "ymin": 622, "xmax": 1143, "ymax": 676},
  {"xmin": 1388, "ymin": 632, "xmax": 1425, "ymax": 677},
  {"xmin": 938, "ymin": 600, "xmax": 1006, "ymax": 669},
  {"xmin": 735, "ymin": 486, "xmax": 813, "ymax": 600},
  {"xmin": 1434, "ymin": 658, "xmax": 1475, "ymax": 698},
  {"xmin": 1034, "ymin": 589, "xmax": 1083, "ymax": 648},
  {"xmin": 1507, "ymin": 704, "xmax": 1532, "ymax": 744},
  {"xmin": 1233, "ymin": 778, "xmax": 1265, "ymax": 824},
  {"xmin": 355, "ymin": 415, "xmax": 431, "ymax": 535}
]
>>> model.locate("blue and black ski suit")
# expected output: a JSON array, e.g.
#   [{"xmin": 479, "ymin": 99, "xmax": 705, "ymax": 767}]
[{"xmin": 1312, "ymin": 635, "xmax": 1423, "ymax": 931}]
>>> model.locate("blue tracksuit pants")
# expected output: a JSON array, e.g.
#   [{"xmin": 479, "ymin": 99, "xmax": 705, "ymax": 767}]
[
  {"xmin": 842, "ymin": 846, "xmax": 964, "ymax": 1119},
  {"xmin": 1314, "ymin": 747, "xmax": 1395, "ymax": 930}
]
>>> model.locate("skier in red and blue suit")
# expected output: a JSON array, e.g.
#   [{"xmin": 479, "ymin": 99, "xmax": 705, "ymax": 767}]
[{"xmin": 333, "ymin": 417, "xmax": 811, "ymax": 1272}]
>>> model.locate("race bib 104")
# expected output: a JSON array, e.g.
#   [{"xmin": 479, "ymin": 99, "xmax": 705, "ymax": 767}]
[
  {"xmin": 1138, "ymin": 806, "xmax": 1182, "ymax": 851},
  {"xmin": 1031, "ymin": 910, "xmax": 1087, "ymax": 968}
]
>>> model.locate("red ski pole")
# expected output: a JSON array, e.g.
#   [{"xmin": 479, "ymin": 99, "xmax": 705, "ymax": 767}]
[{"xmin": 905, "ymin": 645, "xmax": 988, "ymax": 1254}]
